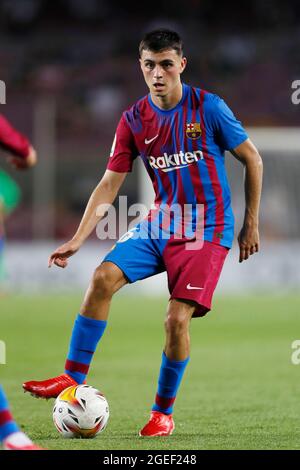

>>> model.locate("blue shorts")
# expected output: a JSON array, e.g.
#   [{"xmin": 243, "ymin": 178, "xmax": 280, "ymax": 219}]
[{"xmin": 104, "ymin": 221, "xmax": 167, "ymax": 283}]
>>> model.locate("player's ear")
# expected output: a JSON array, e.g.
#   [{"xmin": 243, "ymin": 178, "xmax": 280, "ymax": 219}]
[
  {"xmin": 139, "ymin": 58, "xmax": 143, "ymax": 70},
  {"xmin": 180, "ymin": 57, "xmax": 187, "ymax": 74}
]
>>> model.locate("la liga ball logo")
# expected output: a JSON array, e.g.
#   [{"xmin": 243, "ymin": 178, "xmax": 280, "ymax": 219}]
[
  {"xmin": 53, "ymin": 384, "xmax": 109, "ymax": 439},
  {"xmin": 186, "ymin": 122, "xmax": 202, "ymax": 140}
]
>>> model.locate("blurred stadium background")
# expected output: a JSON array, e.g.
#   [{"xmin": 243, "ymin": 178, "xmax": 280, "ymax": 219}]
[
  {"xmin": 0, "ymin": 0, "xmax": 300, "ymax": 450},
  {"xmin": 0, "ymin": 0, "xmax": 299, "ymax": 295}
]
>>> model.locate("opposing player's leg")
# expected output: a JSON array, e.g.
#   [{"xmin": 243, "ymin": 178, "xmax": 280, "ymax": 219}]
[
  {"xmin": 23, "ymin": 262, "xmax": 127, "ymax": 398},
  {"xmin": 0, "ymin": 385, "xmax": 42, "ymax": 450},
  {"xmin": 139, "ymin": 299, "xmax": 195, "ymax": 437}
]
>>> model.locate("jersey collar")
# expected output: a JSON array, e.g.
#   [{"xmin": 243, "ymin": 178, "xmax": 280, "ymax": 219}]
[{"xmin": 148, "ymin": 83, "xmax": 188, "ymax": 115}]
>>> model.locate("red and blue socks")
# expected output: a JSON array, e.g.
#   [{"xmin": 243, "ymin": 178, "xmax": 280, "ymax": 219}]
[
  {"xmin": 65, "ymin": 314, "xmax": 107, "ymax": 384},
  {"xmin": 152, "ymin": 352, "xmax": 190, "ymax": 415},
  {"xmin": 0, "ymin": 386, "xmax": 19, "ymax": 443}
]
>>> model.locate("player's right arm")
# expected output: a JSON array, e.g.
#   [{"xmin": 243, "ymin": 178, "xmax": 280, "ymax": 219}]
[
  {"xmin": 48, "ymin": 170, "xmax": 127, "ymax": 268},
  {"xmin": 49, "ymin": 112, "xmax": 138, "ymax": 269}
]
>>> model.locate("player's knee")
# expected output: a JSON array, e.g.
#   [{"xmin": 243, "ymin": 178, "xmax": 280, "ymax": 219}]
[
  {"xmin": 165, "ymin": 300, "xmax": 194, "ymax": 334},
  {"xmin": 91, "ymin": 265, "xmax": 116, "ymax": 298},
  {"xmin": 164, "ymin": 312, "xmax": 189, "ymax": 335}
]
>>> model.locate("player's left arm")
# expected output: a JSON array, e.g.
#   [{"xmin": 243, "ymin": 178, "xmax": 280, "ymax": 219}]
[{"xmin": 230, "ymin": 138, "xmax": 263, "ymax": 263}]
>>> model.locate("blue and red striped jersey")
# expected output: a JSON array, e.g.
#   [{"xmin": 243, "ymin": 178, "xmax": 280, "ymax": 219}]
[{"xmin": 107, "ymin": 83, "xmax": 248, "ymax": 248}]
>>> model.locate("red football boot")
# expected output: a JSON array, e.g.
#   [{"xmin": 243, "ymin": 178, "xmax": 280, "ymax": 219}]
[
  {"xmin": 22, "ymin": 373, "xmax": 78, "ymax": 399},
  {"xmin": 139, "ymin": 411, "xmax": 175, "ymax": 437},
  {"xmin": 3, "ymin": 432, "xmax": 44, "ymax": 450},
  {"xmin": 4, "ymin": 442, "xmax": 44, "ymax": 450}
]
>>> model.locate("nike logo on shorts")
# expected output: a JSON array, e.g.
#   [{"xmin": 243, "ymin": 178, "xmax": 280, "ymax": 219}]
[
  {"xmin": 186, "ymin": 283, "xmax": 204, "ymax": 290},
  {"xmin": 145, "ymin": 135, "xmax": 158, "ymax": 144}
]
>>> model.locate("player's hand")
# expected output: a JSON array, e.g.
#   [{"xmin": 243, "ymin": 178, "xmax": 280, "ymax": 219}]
[
  {"xmin": 48, "ymin": 239, "xmax": 82, "ymax": 269},
  {"xmin": 237, "ymin": 223, "xmax": 260, "ymax": 263},
  {"xmin": 7, "ymin": 146, "xmax": 37, "ymax": 170}
]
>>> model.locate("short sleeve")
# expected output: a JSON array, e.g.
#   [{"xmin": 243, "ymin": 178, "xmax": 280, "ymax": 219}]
[
  {"xmin": 0, "ymin": 114, "xmax": 30, "ymax": 159},
  {"xmin": 207, "ymin": 95, "xmax": 248, "ymax": 151},
  {"xmin": 107, "ymin": 114, "xmax": 138, "ymax": 173}
]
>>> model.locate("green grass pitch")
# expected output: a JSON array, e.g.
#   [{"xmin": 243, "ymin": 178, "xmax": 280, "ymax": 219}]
[{"xmin": 1, "ymin": 293, "xmax": 300, "ymax": 450}]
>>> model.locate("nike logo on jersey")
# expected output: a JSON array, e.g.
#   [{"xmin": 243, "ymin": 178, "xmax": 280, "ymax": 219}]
[
  {"xmin": 186, "ymin": 283, "xmax": 204, "ymax": 290},
  {"xmin": 163, "ymin": 165, "xmax": 190, "ymax": 172},
  {"xmin": 145, "ymin": 135, "xmax": 158, "ymax": 144}
]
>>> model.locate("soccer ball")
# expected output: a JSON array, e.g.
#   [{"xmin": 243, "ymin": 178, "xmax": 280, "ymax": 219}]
[{"xmin": 53, "ymin": 384, "xmax": 109, "ymax": 438}]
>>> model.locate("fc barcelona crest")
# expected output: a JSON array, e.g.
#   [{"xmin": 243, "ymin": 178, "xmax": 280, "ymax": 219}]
[{"xmin": 186, "ymin": 122, "xmax": 202, "ymax": 140}]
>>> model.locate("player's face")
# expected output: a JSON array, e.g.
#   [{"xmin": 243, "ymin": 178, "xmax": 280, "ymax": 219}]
[{"xmin": 139, "ymin": 49, "xmax": 187, "ymax": 99}]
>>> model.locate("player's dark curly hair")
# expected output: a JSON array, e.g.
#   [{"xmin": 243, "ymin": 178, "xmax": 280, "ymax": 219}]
[{"xmin": 139, "ymin": 29, "xmax": 183, "ymax": 57}]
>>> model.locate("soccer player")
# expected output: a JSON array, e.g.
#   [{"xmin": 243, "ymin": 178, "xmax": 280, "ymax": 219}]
[
  {"xmin": 0, "ymin": 113, "xmax": 39, "ymax": 450},
  {"xmin": 23, "ymin": 30, "xmax": 263, "ymax": 437}
]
